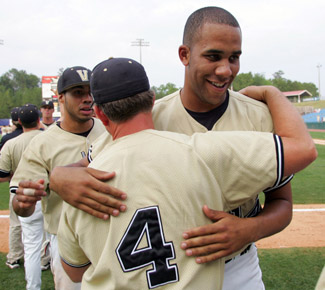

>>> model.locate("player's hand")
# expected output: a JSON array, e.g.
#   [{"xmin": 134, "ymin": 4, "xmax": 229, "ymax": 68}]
[
  {"xmin": 50, "ymin": 166, "xmax": 127, "ymax": 220},
  {"xmin": 181, "ymin": 205, "xmax": 254, "ymax": 264},
  {"xmin": 14, "ymin": 179, "xmax": 46, "ymax": 214}
]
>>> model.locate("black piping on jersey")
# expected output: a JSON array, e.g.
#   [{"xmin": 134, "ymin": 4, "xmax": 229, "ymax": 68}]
[
  {"xmin": 244, "ymin": 197, "xmax": 262, "ymax": 218},
  {"xmin": 9, "ymin": 186, "xmax": 18, "ymax": 194},
  {"xmin": 87, "ymin": 145, "xmax": 93, "ymax": 163},
  {"xmin": 263, "ymin": 134, "xmax": 284, "ymax": 192},
  {"xmin": 0, "ymin": 169, "xmax": 10, "ymax": 178},
  {"xmin": 61, "ymin": 256, "xmax": 91, "ymax": 268},
  {"xmin": 264, "ymin": 174, "xmax": 294, "ymax": 193}
]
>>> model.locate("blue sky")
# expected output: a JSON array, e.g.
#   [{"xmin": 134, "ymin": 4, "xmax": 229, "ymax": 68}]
[{"xmin": 1, "ymin": 0, "xmax": 324, "ymax": 97}]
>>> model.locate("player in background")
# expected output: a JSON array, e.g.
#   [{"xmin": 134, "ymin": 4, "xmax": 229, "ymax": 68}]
[
  {"xmin": 55, "ymin": 57, "xmax": 316, "ymax": 289},
  {"xmin": 0, "ymin": 107, "xmax": 23, "ymax": 150},
  {"xmin": 0, "ymin": 104, "xmax": 45, "ymax": 289},
  {"xmin": 0, "ymin": 106, "xmax": 24, "ymax": 269},
  {"xmin": 45, "ymin": 7, "xmax": 300, "ymax": 289},
  {"xmin": 40, "ymin": 100, "xmax": 55, "ymax": 128},
  {"xmin": 10, "ymin": 66, "xmax": 106, "ymax": 290}
]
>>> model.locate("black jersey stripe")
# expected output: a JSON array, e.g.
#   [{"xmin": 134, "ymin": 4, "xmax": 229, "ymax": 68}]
[
  {"xmin": 10, "ymin": 186, "xmax": 18, "ymax": 194},
  {"xmin": 264, "ymin": 174, "xmax": 294, "ymax": 193},
  {"xmin": 0, "ymin": 169, "xmax": 10, "ymax": 178},
  {"xmin": 61, "ymin": 256, "xmax": 91, "ymax": 268}
]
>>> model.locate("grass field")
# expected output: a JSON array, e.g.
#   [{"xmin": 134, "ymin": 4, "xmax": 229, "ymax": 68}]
[{"xmin": 0, "ymin": 131, "xmax": 323, "ymax": 289}]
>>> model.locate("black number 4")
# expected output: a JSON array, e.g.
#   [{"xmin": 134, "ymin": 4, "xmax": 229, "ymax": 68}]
[{"xmin": 116, "ymin": 206, "xmax": 179, "ymax": 289}]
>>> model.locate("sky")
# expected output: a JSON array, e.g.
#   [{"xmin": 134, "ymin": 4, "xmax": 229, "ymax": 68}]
[{"xmin": 1, "ymin": 0, "xmax": 325, "ymax": 97}]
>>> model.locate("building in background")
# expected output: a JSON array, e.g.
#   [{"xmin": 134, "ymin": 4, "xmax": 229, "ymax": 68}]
[{"xmin": 41, "ymin": 76, "xmax": 60, "ymax": 118}]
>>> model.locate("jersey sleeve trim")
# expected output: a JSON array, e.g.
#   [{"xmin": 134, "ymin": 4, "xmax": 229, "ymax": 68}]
[
  {"xmin": 263, "ymin": 134, "xmax": 284, "ymax": 192},
  {"xmin": 0, "ymin": 169, "xmax": 10, "ymax": 178},
  {"xmin": 263, "ymin": 174, "xmax": 294, "ymax": 193},
  {"xmin": 10, "ymin": 186, "xmax": 18, "ymax": 194},
  {"xmin": 61, "ymin": 256, "xmax": 91, "ymax": 269}
]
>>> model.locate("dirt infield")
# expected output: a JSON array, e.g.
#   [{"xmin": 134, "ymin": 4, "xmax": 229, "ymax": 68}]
[{"xmin": 0, "ymin": 204, "xmax": 324, "ymax": 253}]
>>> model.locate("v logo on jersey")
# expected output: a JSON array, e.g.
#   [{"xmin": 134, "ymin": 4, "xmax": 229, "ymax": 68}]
[{"xmin": 76, "ymin": 70, "xmax": 89, "ymax": 81}]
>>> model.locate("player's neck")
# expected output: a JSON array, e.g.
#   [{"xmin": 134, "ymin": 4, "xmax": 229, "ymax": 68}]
[
  {"xmin": 60, "ymin": 116, "xmax": 94, "ymax": 134},
  {"xmin": 109, "ymin": 112, "xmax": 154, "ymax": 140},
  {"xmin": 180, "ymin": 87, "xmax": 227, "ymax": 112},
  {"xmin": 43, "ymin": 116, "xmax": 54, "ymax": 124}
]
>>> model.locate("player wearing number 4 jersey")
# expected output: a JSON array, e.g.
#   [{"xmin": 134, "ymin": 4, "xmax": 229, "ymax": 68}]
[{"xmin": 57, "ymin": 58, "xmax": 316, "ymax": 289}]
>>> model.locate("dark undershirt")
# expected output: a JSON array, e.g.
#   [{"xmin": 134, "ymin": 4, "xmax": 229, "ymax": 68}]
[
  {"xmin": 56, "ymin": 119, "xmax": 94, "ymax": 137},
  {"xmin": 185, "ymin": 91, "xmax": 229, "ymax": 130}
]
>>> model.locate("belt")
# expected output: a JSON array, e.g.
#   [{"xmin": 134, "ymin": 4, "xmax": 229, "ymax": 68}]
[{"xmin": 225, "ymin": 244, "xmax": 252, "ymax": 264}]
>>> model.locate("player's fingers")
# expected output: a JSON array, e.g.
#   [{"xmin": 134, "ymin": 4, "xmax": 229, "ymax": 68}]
[
  {"xmin": 18, "ymin": 180, "xmax": 45, "ymax": 190},
  {"xmin": 77, "ymin": 203, "xmax": 110, "ymax": 220},
  {"xmin": 88, "ymin": 177, "xmax": 127, "ymax": 200},
  {"xmin": 202, "ymin": 205, "xmax": 227, "ymax": 222},
  {"xmin": 183, "ymin": 222, "xmax": 227, "ymax": 239},
  {"xmin": 87, "ymin": 167, "xmax": 116, "ymax": 181},
  {"xmin": 16, "ymin": 187, "xmax": 46, "ymax": 197},
  {"xmin": 182, "ymin": 242, "xmax": 229, "ymax": 260},
  {"xmin": 195, "ymin": 250, "xmax": 230, "ymax": 264},
  {"xmin": 82, "ymin": 194, "xmax": 127, "ymax": 215}
]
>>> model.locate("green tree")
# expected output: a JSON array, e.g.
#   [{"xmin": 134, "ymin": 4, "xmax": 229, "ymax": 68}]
[
  {"xmin": 0, "ymin": 69, "xmax": 42, "ymax": 118},
  {"xmin": 151, "ymin": 83, "xmax": 180, "ymax": 100}
]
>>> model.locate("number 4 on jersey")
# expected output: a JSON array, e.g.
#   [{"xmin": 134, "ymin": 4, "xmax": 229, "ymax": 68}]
[{"xmin": 116, "ymin": 206, "xmax": 179, "ymax": 289}]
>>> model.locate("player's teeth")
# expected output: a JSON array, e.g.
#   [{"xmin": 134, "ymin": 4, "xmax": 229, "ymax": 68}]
[{"xmin": 211, "ymin": 81, "xmax": 224, "ymax": 87}]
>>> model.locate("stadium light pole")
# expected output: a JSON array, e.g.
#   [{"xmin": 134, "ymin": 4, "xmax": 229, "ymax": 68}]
[
  {"xmin": 131, "ymin": 38, "xmax": 150, "ymax": 64},
  {"xmin": 317, "ymin": 64, "xmax": 322, "ymax": 100}
]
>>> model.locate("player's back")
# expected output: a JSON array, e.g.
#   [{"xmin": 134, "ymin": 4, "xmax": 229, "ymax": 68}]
[{"xmin": 60, "ymin": 129, "xmax": 226, "ymax": 289}]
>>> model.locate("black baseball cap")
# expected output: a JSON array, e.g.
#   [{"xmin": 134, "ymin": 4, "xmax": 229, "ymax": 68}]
[
  {"xmin": 57, "ymin": 66, "xmax": 92, "ymax": 94},
  {"xmin": 41, "ymin": 100, "xmax": 54, "ymax": 109},
  {"xmin": 10, "ymin": 107, "xmax": 20, "ymax": 121},
  {"xmin": 90, "ymin": 57, "xmax": 150, "ymax": 104},
  {"xmin": 18, "ymin": 104, "xmax": 39, "ymax": 124}
]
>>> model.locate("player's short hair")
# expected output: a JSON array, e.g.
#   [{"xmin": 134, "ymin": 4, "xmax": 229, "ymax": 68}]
[
  {"xmin": 183, "ymin": 6, "xmax": 240, "ymax": 47},
  {"xmin": 21, "ymin": 120, "xmax": 38, "ymax": 129},
  {"xmin": 96, "ymin": 90, "xmax": 154, "ymax": 123}
]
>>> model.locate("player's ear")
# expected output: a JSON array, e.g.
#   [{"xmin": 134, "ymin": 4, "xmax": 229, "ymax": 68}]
[
  {"xmin": 94, "ymin": 105, "xmax": 109, "ymax": 126},
  {"xmin": 179, "ymin": 45, "xmax": 190, "ymax": 66},
  {"xmin": 58, "ymin": 93, "xmax": 64, "ymax": 104}
]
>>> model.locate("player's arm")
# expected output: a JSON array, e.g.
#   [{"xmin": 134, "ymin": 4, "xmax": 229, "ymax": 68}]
[
  {"xmin": 181, "ymin": 86, "xmax": 317, "ymax": 263},
  {"xmin": 61, "ymin": 259, "xmax": 90, "ymax": 283},
  {"xmin": 49, "ymin": 156, "xmax": 127, "ymax": 220}
]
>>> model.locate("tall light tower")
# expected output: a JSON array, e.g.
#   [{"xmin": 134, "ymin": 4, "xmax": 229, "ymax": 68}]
[
  {"xmin": 131, "ymin": 38, "xmax": 150, "ymax": 64},
  {"xmin": 317, "ymin": 64, "xmax": 322, "ymax": 100}
]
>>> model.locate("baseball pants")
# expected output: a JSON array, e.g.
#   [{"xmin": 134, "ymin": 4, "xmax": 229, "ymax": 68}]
[
  {"xmin": 222, "ymin": 243, "xmax": 265, "ymax": 290},
  {"xmin": 19, "ymin": 201, "xmax": 43, "ymax": 290},
  {"xmin": 7, "ymin": 192, "xmax": 24, "ymax": 263},
  {"xmin": 49, "ymin": 234, "xmax": 81, "ymax": 290}
]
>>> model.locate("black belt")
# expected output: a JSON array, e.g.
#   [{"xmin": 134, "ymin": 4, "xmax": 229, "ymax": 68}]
[{"xmin": 225, "ymin": 244, "xmax": 252, "ymax": 264}]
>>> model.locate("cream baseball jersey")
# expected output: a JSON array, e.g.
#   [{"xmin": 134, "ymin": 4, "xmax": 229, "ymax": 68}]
[
  {"xmin": 59, "ymin": 129, "xmax": 284, "ymax": 289},
  {"xmin": 10, "ymin": 118, "xmax": 105, "ymax": 234},
  {"xmin": 0, "ymin": 130, "xmax": 42, "ymax": 176}
]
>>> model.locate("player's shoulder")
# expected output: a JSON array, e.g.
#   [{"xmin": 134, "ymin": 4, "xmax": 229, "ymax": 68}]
[
  {"xmin": 229, "ymin": 90, "xmax": 270, "ymax": 111},
  {"xmin": 153, "ymin": 90, "xmax": 180, "ymax": 108}
]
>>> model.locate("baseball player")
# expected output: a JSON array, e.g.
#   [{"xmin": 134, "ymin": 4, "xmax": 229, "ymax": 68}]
[
  {"xmin": 10, "ymin": 66, "xmax": 106, "ymax": 290},
  {"xmin": 57, "ymin": 58, "xmax": 316, "ymax": 289},
  {"xmin": 0, "ymin": 107, "xmax": 23, "ymax": 150},
  {"xmin": 40, "ymin": 100, "xmax": 55, "ymax": 128},
  {"xmin": 0, "ymin": 104, "xmax": 45, "ymax": 289},
  {"xmin": 48, "ymin": 7, "xmax": 296, "ymax": 289},
  {"xmin": 0, "ymin": 106, "xmax": 24, "ymax": 269}
]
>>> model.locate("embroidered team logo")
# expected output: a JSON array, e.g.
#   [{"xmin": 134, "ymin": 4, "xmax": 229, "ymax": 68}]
[{"xmin": 76, "ymin": 70, "xmax": 89, "ymax": 81}]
